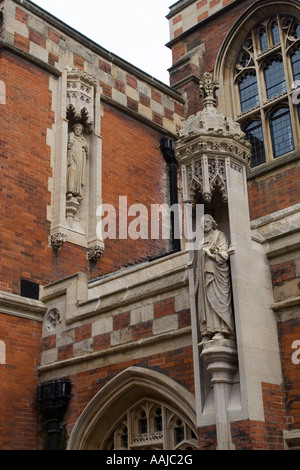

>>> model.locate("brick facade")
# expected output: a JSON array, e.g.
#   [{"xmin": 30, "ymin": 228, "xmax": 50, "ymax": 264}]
[
  {"xmin": 0, "ymin": 312, "xmax": 42, "ymax": 450},
  {"xmin": 1, "ymin": 0, "xmax": 300, "ymax": 451}
]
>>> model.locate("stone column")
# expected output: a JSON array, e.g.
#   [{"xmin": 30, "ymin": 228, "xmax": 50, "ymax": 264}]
[{"xmin": 201, "ymin": 338, "xmax": 238, "ymax": 450}]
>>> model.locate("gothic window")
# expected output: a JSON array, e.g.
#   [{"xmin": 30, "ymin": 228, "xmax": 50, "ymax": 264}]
[
  {"xmin": 103, "ymin": 400, "xmax": 199, "ymax": 450},
  {"xmin": 234, "ymin": 15, "xmax": 300, "ymax": 168}
]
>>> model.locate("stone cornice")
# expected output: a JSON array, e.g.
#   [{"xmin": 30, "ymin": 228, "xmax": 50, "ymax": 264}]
[{"xmin": 0, "ymin": 290, "xmax": 46, "ymax": 321}]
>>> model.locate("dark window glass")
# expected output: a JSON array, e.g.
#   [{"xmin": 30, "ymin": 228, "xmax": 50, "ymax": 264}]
[
  {"xmin": 270, "ymin": 108, "xmax": 294, "ymax": 157},
  {"xmin": 240, "ymin": 51, "xmax": 250, "ymax": 67},
  {"xmin": 271, "ymin": 22, "xmax": 280, "ymax": 45},
  {"xmin": 175, "ymin": 420, "xmax": 185, "ymax": 446},
  {"xmin": 244, "ymin": 121, "xmax": 266, "ymax": 167},
  {"xmin": 291, "ymin": 46, "xmax": 300, "ymax": 82},
  {"xmin": 259, "ymin": 28, "xmax": 268, "ymax": 51},
  {"xmin": 239, "ymin": 73, "xmax": 259, "ymax": 112},
  {"xmin": 264, "ymin": 59, "xmax": 286, "ymax": 99},
  {"xmin": 121, "ymin": 427, "xmax": 128, "ymax": 449},
  {"xmin": 154, "ymin": 408, "xmax": 163, "ymax": 432},
  {"xmin": 293, "ymin": 23, "xmax": 300, "ymax": 38},
  {"xmin": 139, "ymin": 411, "xmax": 148, "ymax": 434}
]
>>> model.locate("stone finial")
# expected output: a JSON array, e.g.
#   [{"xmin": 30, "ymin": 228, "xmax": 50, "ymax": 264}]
[{"xmin": 199, "ymin": 72, "xmax": 219, "ymax": 108}]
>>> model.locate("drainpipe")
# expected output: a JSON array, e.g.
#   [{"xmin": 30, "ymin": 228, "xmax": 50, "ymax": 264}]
[
  {"xmin": 37, "ymin": 379, "xmax": 73, "ymax": 450},
  {"xmin": 160, "ymin": 137, "xmax": 181, "ymax": 252}
]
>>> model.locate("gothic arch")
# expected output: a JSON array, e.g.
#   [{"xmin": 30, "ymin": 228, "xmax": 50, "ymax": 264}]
[
  {"xmin": 214, "ymin": 0, "xmax": 300, "ymax": 116},
  {"xmin": 67, "ymin": 367, "xmax": 198, "ymax": 450}
]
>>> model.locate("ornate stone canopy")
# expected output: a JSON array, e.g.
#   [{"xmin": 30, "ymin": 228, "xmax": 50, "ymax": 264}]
[{"xmin": 175, "ymin": 73, "xmax": 251, "ymax": 204}]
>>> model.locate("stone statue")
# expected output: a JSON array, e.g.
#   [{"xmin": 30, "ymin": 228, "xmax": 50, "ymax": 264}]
[
  {"xmin": 195, "ymin": 214, "xmax": 235, "ymax": 342},
  {"xmin": 66, "ymin": 123, "xmax": 88, "ymax": 200}
]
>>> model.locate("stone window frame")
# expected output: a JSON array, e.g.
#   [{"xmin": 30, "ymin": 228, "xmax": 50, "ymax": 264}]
[
  {"xmin": 103, "ymin": 398, "xmax": 199, "ymax": 450},
  {"xmin": 234, "ymin": 14, "xmax": 300, "ymax": 168},
  {"xmin": 214, "ymin": 1, "xmax": 300, "ymax": 171}
]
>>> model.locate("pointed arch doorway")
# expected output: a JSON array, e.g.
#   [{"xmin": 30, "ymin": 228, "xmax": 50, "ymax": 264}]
[{"xmin": 67, "ymin": 367, "xmax": 199, "ymax": 450}]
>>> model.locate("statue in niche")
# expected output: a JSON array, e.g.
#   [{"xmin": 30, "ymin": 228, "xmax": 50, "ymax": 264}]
[
  {"xmin": 66, "ymin": 123, "xmax": 88, "ymax": 201},
  {"xmin": 195, "ymin": 214, "xmax": 235, "ymax": 342}
]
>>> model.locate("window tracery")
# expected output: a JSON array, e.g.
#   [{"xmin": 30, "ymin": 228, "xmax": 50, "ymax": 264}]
[
  {"xmin": 234, "ymin": 15, "xmax": 300, "ymax": 167},
  {"xmin": 102, "ymin": 400, "xmax": 199, "ymax": 450}
]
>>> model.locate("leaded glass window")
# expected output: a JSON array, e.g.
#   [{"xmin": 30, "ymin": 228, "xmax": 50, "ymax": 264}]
[
  {"xmin": 244, "ymin": 121, "xmax": 266, "ymax": 167},
  {"xmin": 264, "ymin": 59, "xmax": 286, "ymax": 99},
  {"xmin": 270, "ymin": 108, "xmax": 294, "ymax": 157},
  {"xmin": 234, "ymin": 15, "xmax": 300, "ymax": 167}
]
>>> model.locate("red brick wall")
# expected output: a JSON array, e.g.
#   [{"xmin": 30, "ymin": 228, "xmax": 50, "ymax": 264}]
[
  {"xmin": 0, "ymin": 51, "xmax": 89, "ymax": 294},
  {"xmin": 198, "ymin": 382, "xmax": 287, "ymax": 450},
  {"xmin": 0, "ymin": 313, "xmax": 42, "ymax": 450},
  {"xmin": 100, "ymin": 105, "xmax": 171, "ymax": 276},
  {"xmin": 0, "ymin": 52, "xmax": 172, "ymax": 292},
  {"xmin": 248, "ymin": 161, "xmax": 300, "ymax": 220},
  {"xmin": 278, "ymin": 319, "xmax": 300, "ymax": 431}
]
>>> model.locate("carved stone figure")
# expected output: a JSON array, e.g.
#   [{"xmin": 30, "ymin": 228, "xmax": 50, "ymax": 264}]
[
  {"xmin": 196, "ymin": 215, "xmax": 235, "ymax": 341},
  {"xmin": 66, "ymin": 123, "xmax": 88, "ymax": 200}
]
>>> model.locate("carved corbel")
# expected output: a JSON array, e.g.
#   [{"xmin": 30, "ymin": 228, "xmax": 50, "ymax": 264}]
[
  {"xmin": 87, "ymin": 245, "xmax": 104, "ymax": 263},
  {"xmin": 50, "ymin": 232, "xmax": 67, "ymax": 252}
]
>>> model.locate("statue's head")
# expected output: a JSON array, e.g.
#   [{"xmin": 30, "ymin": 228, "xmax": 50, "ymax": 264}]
[
  {"xmin": 72, "ymin": 123, "xmax": 84, "ymax": 135},
  {"xmin": 202, "ymin": 214, "xmax": 218, "ymax": 232}
]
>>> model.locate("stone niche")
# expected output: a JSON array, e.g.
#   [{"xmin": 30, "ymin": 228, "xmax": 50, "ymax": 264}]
[
  {"xmin": 176, "ymin": 73, "xmax": 282, "ymax": 449},
  {"xmin": 49, "ymin": 68, "xmax": 104, "ymax": 261}
]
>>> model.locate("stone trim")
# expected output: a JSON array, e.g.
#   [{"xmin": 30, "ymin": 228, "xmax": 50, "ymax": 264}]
[
  {"xmin": 283, "ymin": 429, "xmax": 300, "ymax": 449},
  {"xmin": 38, "ymin": 326, "xmax": 192, "ymax": 376},
  {"xmin": 0, "ymin": 290, "xmax": 46, "ymax": 321}
]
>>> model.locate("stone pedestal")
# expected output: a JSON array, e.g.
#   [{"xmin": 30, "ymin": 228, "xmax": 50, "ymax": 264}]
[
  {"xmin": 201, "ymin": 338, "xmax": 238, "ymax": 450},
  {"xmin": 66, "ymin": 194, "xmax": 81, "ymax": 228}
]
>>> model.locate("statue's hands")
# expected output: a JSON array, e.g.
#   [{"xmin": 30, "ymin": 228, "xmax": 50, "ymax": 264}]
[{"xmin": 204, "ymin": 247, "xmax": 216, "ymax": 259}]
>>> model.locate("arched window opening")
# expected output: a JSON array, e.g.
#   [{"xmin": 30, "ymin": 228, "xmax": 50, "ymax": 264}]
[
  {"xmin": 138, "ymin": 410, "xmax": 148, "ymax": 435},
  {"xmin": 174, "ymin": 419, "xmax": 185, "ymax": 446},
  {"xmin": 270, "ymin": 108, "xmax": 294, "ymax": 157},
  {"xmin": 154, "ymin": 407, "xmax": 163, "ymax": 433},
  {"xmin": 259, "ymin": 27, "xmax": 268, "ymax": 52},
  {"xmin": 244, "ymin": 121, "xmax": 266, "ymax": 168},
  {"xmin": 120, "ymin": 426, "xmax": 128, "ymax": 449},
  {"xmin": 229, "ymin": 14, "xmax": 300, "ymax": 165},
  {"xmin": 271, "ymin": 21, "xmax": 280, "ymax": 45},
  {"xmin": 264, "ymin": 58, "xmax": 286, "ymax": 99}
]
